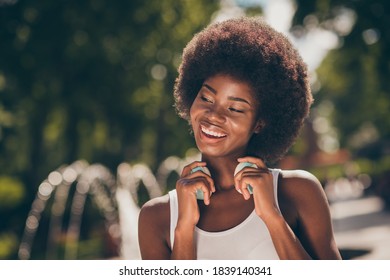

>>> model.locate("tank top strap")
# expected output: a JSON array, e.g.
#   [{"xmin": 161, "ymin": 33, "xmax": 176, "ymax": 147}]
[
  {"xmin": 168, "ymin": 190, "xmax": 178, "ymax": 249},
  {"xmin": 269, "ymin": 168, "xmax": 281, "ymax": 210}
]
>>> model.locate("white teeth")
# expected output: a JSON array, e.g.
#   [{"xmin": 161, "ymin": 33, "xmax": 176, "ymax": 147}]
[{"xmin": 201, "ymin": 125, "xmax": 226, "ymax": 138}]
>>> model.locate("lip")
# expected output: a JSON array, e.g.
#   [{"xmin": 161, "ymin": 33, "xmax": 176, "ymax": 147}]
[{"xmin": 198, "ymin": 122, "xmax": 227, "ymax": 143}]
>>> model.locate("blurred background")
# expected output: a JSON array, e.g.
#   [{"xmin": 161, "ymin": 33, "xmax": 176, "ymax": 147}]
[{"xmin": 0, "ymin": 0, "xmax": 389, "ymax": 260}]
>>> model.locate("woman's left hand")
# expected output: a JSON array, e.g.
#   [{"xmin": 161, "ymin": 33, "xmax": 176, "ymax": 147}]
[{"xmin": 234, "ymin": 156, "xmax": 281, "ymax": 221}]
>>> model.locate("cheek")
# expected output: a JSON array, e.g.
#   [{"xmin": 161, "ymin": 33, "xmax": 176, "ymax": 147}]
[
  {"xmin": 190, "ymin": 100, "xmax": 205, "ymax": 118},
  {"xmin": 189, "ymin": 102, "xmax": 201, "ymax": 127},
  {"xmin": 231, "ymin": 117, "xmax": 258, "ymax": 137},
  {"xmin": 230, "ymin": 122, "xmax": 249, "ymax": 140}
]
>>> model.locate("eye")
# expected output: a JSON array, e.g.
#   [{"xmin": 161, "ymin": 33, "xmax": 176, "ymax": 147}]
[
  {"xmin": 229, "ymin": 107, "xmax": 244, "ymax": 113},
  {"xmin": 201, "ymin": 95, "xmax": 212, "ymax": 103}
]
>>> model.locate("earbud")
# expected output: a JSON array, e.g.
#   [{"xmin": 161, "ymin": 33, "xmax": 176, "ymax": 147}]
[
  {"xmin": 190, "ymin": 166, "xmax": 211, "ymax": 200},
  {"xmin": 234, "ymin": 162, "xmax": 258, "ymax": 194}
]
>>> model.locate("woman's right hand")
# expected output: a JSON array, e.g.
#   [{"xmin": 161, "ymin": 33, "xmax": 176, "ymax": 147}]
[{"xmin": 175, "ymin": 161, "xmax": 215, "ymax": 229}]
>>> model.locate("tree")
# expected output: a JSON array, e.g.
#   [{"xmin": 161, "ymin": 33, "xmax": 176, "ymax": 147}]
[{"xmin": 293, "ymin": 0, "xmax": 390, "ymax": 157}]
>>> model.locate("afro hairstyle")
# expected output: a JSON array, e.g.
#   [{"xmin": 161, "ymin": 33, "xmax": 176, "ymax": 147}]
[{"xmin": 174, "ymin": 17, "xmax": 313, "ymax": 164}]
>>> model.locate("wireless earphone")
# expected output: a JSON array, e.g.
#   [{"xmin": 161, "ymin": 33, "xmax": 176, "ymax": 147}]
[
  {"xmin": 234, "ymin": 162, "xmax": 258, "ymax": 194},
  {"xmin": 190, "ymin": 162, "xmax": 258, "ymax": 200},
  {"xmin": 190, "ymin": 166, "xmax": 211, "ymax": 200}
]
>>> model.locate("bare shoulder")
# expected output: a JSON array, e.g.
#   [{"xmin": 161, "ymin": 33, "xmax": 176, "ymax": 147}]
[
  {"xmin": 277, "ymin": 170, "xmax": 341, "ymax": 259},
  {"xmin": 278, "ymin": 169, "xmax": 328, "ymax": 206},
  {"xmin": 139, "ymin": 194, "xmax": 170, "ymax": 225},
  {"xmin": 280, "ymin": 169, "xmax": 323, "ymax": 190},
  {"xmin": 280, "ymin": 169, "xmax": 321, "ymax": 183},
  {"xmin": 138, "ymin": 194, "xmax": 172, "ymax": 259}
]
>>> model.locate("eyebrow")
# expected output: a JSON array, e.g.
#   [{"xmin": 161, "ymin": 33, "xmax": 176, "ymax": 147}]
[{"xmin": 202, "ymin": 83, "xmax": 251, "ymax": 105}]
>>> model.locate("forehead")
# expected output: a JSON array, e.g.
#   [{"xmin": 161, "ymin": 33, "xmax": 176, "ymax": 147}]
[{"xmin": 203, "ymin": 74, "xmax": 257, "ymax": 102}]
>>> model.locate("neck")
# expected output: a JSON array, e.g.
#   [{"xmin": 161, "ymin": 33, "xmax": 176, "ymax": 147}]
[{"xmin": 201, "ymin": 154, "xmax": 243, "ymax": 191}]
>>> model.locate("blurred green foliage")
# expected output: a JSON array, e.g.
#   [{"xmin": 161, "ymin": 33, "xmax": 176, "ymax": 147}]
[
  {"xmin": 0, "ymin": 232, "xmax": 18, "ymax": 259},
  {"xmin": 294, "ymin": 0, "xmax": 390, "ymax": 156},
  {"xmin": 0, "ymin": 176, "xmax": 25, "ymax": 208}
]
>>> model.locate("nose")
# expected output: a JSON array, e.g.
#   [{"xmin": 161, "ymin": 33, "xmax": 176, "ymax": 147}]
[{"xmin": 205, "ymin": 105, "xmax": 226, "ymax": 123}]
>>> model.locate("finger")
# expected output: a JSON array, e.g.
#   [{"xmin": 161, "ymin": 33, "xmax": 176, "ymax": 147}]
[
  {"xmin": 178, "ymin": 176, "xmax": 212, "ymax": 202},
  {"xmin": 181, "ymin": 161, "xmax": 207, "ymax": 176},
  {"xmin": 183, "ymin": 174, "xmax": 214, "ymax": 203},
  {"xmin": 187, "ymin": 170, "xmax": 216, "ymax": 193},
  {"xmin": 192, "ymin": 180, "xmax": 213, "ymax": 205},
  {"xmin": 238, "ymin": 178, "xmax": 252, "ymax": 200},
  {"xmin": 234, "ymin": 163, "xmax": 259, "ymax": 191},
  {"xmin": 235, "ymin": 167, "xmax": 268, "ymax": 194},
  {"xmin": 236, "ymin": 159, "xmax": 270, "ymax": 177},
  {"xmin": 242, "ymin": 186, "xmax": 251, "ymax": 200},
  {"xmin": 235, "ymin": 165, "xmax": 259, "ymax": 179},
  {"xmin": 234, "ymin": 171, "xmax": 241, "ymax": 193},
  {"xmin": 237, "ymin": 156, "xmax": 266, "ymax": 169},
  {"xmin": 234, "ymin": 176, "xmax": 250, "ymax": 200}
]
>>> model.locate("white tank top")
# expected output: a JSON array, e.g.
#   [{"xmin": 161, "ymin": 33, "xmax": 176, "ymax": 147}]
[{"xmin": 168, "ymin": 168, "xmax": 281, "ymax": 260}]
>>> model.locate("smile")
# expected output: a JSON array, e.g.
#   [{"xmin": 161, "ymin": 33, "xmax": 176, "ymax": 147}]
[{"xmin": 200, "ymin": 125, "xmax": 227, "ymax": 138}]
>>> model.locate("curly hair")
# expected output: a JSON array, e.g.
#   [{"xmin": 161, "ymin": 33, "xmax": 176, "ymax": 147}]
[{"xmin": 174, "ymin": 17, "xmax": 313, "ymax": 164}]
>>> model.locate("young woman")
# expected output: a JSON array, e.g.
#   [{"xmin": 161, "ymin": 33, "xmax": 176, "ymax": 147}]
[{"xmin": 138, "ymin": 17, "xmax": 342, "ymax": 260}]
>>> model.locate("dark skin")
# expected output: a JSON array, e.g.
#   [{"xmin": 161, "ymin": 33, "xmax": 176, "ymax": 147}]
[{"xmin": 138, "ymin": 74, "xmax": 342, "ymax": 260}]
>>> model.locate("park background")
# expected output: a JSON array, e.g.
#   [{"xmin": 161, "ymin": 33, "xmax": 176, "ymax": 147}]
[{"xmin": 0, "ymin": 0, "xmax": 389, "ymax": 260}]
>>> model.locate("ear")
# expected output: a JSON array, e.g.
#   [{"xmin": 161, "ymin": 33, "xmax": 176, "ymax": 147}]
[{"xmin": 253, "ymin": 120, "xmax": 264, "ymax": 134}]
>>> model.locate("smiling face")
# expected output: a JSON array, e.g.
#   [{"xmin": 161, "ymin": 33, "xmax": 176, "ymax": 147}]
[{"xmin": 190, "ymin": 74, "xmax": 263, "ymax": 159}]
